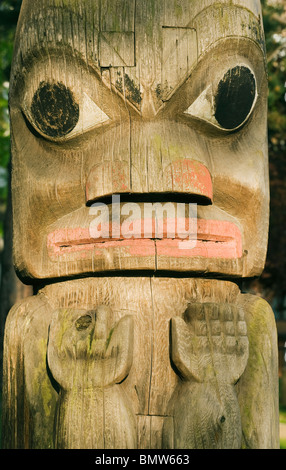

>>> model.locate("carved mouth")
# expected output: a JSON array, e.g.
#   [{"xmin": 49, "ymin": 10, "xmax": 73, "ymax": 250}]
[{"xmin": 47, "ymin": 219, "xmax": 242, "ymax": 260}]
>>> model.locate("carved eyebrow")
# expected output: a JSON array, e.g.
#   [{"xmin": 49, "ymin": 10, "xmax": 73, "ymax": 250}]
[{"xmin": 11, "ymin": 8, "xmax": 142, "ymax": 112}]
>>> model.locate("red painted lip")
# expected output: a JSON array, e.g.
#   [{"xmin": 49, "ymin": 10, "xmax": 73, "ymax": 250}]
[{"xmin": 47, "ymin": 219, "xmax": 242, "ymax": 260}]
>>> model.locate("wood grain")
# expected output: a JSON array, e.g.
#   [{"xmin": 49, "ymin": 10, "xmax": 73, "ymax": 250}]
[
  {"xmin": 2, "ymin": 278, "xmax": 280, "ymax": 448},
  {"xmin": 9, "ymin": 0, "xmax": 269, "ymax": 280},
  {"xmin": 2, "ymin": 0, "xmax": 279, "ymax": 450}
]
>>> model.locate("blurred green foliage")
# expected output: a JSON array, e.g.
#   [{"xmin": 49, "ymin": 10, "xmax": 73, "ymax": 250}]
[
  {"xmin": 0, "ymin": 0, "xmax": 22, "ymax": 231},
  {"xmin": 259, "ymin": 1, "xmax": 286, "ymax": 314},
  {"xmin": 263, "ymin": 0, "xmax": 286, "ymax": 148}
]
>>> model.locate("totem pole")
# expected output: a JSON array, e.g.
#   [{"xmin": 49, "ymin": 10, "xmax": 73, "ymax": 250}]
[{"xmin": 2, "ymin": 0, "xmax": 279, "ymax": 449}]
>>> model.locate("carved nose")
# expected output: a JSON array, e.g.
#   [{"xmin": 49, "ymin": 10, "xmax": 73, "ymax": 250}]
[{"xmin": 86, "ymin": 158, "xmax": 213, "ymax": 204}]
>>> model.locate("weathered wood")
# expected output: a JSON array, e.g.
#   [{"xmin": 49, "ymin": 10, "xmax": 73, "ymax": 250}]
[
  {"xmin": 2, "ymin": 294, "xmax": 57, "ymax": 449},
  {"xmin": 47, "ymin": 307, "xmax": 136, "ymax": 449},
  {"xmin": 236, "ymin": 295, "xmax": 279, "ymax": 449},
  {"xmin": 2, "ymin": 0, "xmax": 279, "ymax": 450},
  {"xmin": 9, "ymin": 0, "xmax": 269, "ymax": 280},
  {"xmin": 2, "ymin": 278, "xmax": 279, "ymax": 449},
  {"xmin": 163, "ymin": 302, "xmax": 249, "ymax": 449}
]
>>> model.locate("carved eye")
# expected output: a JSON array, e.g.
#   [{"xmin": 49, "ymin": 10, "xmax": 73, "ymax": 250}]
[
  {"xmin": 184, "ymin": 65, "xmax": 257, "ymax": 131},
  {"xmin": 25, "ymin": 80, "xmax": 110, "ymax": 141}
]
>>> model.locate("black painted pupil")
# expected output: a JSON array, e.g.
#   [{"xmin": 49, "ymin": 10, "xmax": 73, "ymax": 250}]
[
  {"xmin": 214, "ymin": 66, "xmax": 256, "ymax": 129},
  {"xmin": 31, "ymin": 81, "xmax": 79, "ymax": 138}
]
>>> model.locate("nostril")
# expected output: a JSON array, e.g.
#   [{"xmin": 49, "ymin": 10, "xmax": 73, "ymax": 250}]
[
  {"xmin": 163, "ymin": 159, "xmax": 213, "ymax": 202},
  {"xmin": 86, "ymin": 160, "xmax": 131, "ymax": 204}
]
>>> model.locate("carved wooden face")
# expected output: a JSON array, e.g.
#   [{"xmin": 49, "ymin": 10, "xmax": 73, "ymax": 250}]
[{"xmin": 10, "ymin": 0, "xmax": 269, "ymax": 281}]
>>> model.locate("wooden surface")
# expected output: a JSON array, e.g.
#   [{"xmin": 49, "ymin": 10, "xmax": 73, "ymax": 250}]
[
  {"xmin": 2, "ymin": 278, "xmax": 279, "ymax": 449},
  {"xmin": 2, "ymin": 0, "xmax": 279, "ymax": 450},
  {"xmin": 9, "ymin": 0, "xmax": 269, "ymax": 281},
  {"xmin": 48, "ymin": 308, "xmax": 136, "ymax": 448}
]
